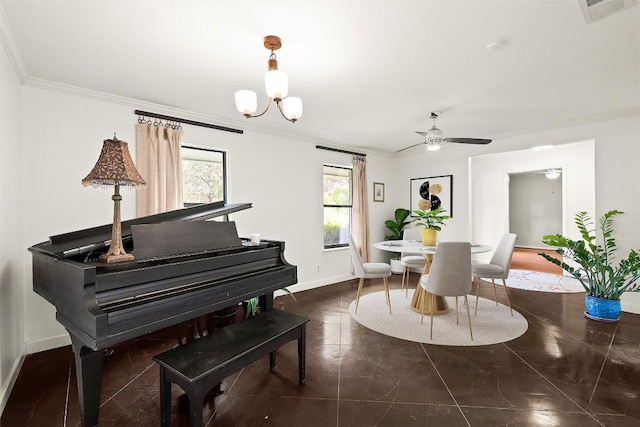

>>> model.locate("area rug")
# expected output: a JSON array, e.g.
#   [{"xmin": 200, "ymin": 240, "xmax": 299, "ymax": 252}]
[
  {"xmin": 349, "ymin": 290, "xmax": 528, "ymax": 346},
  {"xmin": 504, "ymin": 269, "xmax": 585, "ymax": 293}
]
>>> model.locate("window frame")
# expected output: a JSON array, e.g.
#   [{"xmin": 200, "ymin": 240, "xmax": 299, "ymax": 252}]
[
  {"xmin": 323, "ymin": 164, "xmax": 353, "ymax": 249},
  {"xmin": 181, "ymin": 145, "xmax": 227, "ymax": 208}
]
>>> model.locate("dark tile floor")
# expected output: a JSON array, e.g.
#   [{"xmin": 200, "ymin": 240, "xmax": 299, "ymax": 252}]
[{"xmin": 3, "ymin": 275, "xmax": 640, "ymax": 426}]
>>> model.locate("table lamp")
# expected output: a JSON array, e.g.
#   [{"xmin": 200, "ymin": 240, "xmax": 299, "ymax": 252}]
[{"xmin": 82, "ymin": 135, "xmax": 146, "ymax": 263}]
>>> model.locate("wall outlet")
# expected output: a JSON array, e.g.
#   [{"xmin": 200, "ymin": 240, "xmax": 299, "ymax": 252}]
[{"xmin": 316, "ymin": 264, "xmax": 320, "ymax": 271}]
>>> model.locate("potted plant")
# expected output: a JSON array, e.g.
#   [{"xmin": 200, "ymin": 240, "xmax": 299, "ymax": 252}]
[
  {"xmin": 411, "ymin": 207, "xmax": 450, "ymax": 246},
  {"xmin": 540, "ymin": 210, "xmax": 640, "ymax": 322},
  {"xmin": 384, "ymin": 208, "xmax": 411, "ymax": 273},
  {"xmin": 384, "ymin": 208, "xmax": 411, "ymax": 240}
]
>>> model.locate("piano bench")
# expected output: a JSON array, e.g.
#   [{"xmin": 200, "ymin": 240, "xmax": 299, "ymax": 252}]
[{"xmin": 153, "ymin": 309, "xmax": 310, "ymax": 427}]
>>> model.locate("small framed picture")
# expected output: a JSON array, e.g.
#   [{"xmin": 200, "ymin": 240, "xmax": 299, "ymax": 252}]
[{"xmin": 373, "ymin": 182, "xmax": 385, "ymax": 202}]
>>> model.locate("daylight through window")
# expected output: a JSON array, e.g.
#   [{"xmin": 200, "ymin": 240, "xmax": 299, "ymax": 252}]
[
  {"xmin": 323, "ymin": 165, "xmax": 352, "ymax": 248},
  {"xmin": 182, "ymin": 146, "xmax": 226, "ymax": 207}
]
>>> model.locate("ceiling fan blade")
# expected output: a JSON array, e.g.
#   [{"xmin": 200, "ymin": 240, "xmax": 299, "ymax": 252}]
[
  {"xmin": 395, "ymin": 142, "xmax": 424, "ymax": 153},
  {"xmin": 415, "ymin": 131, "xmax": 427, "ymax": 136},
  {"xmin": 443, "ymin": 137, "xmax": 492, "ymax": 145}
]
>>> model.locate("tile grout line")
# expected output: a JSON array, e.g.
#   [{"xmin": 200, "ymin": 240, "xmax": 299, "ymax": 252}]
[
  {"xmin": 420, "ymin": 343, "xmax": 472, "ymax": 427},
  {"xmin": 588, "ymin": 321, "xmax": 619, "ymax": 403},
  {"xmin": 63, "ymin": 362, "xmax": 72, "ymax": 427},
  {"xmin": 503, "ymin": 344, "xmax": 606, "ymax": 426}
]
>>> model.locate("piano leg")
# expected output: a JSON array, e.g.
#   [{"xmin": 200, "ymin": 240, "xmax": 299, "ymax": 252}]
[{"xmin": 71, "ymin": 337, "xmax": 105, "ymax": 427}]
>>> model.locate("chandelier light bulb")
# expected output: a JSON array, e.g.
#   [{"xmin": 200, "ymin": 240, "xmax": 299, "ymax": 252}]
[
  {"xmin": 265, "ymin": 70, "xmax": 288, "ymax": 100},
  {"xmin": 235, "ymin": 90, "xmax": 257, "ymax": 115},
  {"xmin": 282, "ymin": 97, "xmax": 303, "ymax": 121}
]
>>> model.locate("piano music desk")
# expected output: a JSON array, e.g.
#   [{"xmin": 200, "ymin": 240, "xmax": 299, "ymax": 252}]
[{"xmin": 153, "ymin": 309, "xmax": 310, "ymax": 427}]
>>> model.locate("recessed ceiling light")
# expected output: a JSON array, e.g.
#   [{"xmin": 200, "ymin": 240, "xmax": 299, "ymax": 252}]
[{"xmin": 486, "ymin": 41, "xmax": 505, "ymax": 51}]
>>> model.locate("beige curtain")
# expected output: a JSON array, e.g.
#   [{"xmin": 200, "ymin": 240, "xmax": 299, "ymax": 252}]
[
  {"xmin": 352, "ymin": 156, "xmax": 371, "ymax": 262},
  {"xmin": 136, "ymin": 123, "xmax": 184, "ymax": 216}
]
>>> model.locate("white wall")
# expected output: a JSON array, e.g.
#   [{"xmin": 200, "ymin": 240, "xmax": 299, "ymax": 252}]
[
  {"xmin": 19, "ymin": 84, "xmax": 397, "ymax": 352},
  {"xmin": 509, "ymin": 173, "xmax": 563, "ymax": 247},
  {"xmin": 0, "ymin": 38, "xmax": 24, "ymax": 413}
]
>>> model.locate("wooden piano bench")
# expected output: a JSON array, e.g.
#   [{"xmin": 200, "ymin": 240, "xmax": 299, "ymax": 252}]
[{"xmin": 153, "ymin": 309, "xmax": 310, "ymax": 427}]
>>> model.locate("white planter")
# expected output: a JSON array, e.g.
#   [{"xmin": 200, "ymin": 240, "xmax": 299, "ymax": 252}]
[{"xmin": 390, "ymin": 257, "xmax": 404, "ymax": 274}]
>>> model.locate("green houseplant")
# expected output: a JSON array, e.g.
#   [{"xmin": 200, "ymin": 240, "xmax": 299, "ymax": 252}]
[
  {"xmin": 411, "ymin": 207, "xmax": 450, "ymax": 246},
  {"xmin": 540, "ymin": 210, "xmax": 640, "ymax": 321},
  {"xmin": 384, "ymin": 208, "xmax": 411, "ymax": 240}
]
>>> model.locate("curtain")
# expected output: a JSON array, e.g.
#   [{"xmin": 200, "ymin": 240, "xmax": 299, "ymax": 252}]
[
  {"xmin": 352, "ymin": 156, "xmax": 371, "ymax": 262},
  {"xmin": 136, "ymin": 123, "xmax": 184, "ymax": 216}
]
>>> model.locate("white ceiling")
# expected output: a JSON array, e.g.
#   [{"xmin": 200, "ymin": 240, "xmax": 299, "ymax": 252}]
[{"xmin": 2, "ymin": 0, "xmax": 639, "ymax": 154}]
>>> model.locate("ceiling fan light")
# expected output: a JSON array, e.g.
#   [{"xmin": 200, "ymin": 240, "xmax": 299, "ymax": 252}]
[
  {"xmin": 235, "ymin": 90, "xmax": 257, "ymax": 114},
  {"xmin": 282, "ymin": 96, "xmax": 303, "ymax": 120},
  {"xmin": 545, "ymin": 169, "xmax": 561, "ymax": 180},
  {"xmin": 265, "ymin": 69, "xmax": 288, "ymax": 100},
  {"xmin": 426, "ymin": 143, "xmax": 441, "ymax": 151}
]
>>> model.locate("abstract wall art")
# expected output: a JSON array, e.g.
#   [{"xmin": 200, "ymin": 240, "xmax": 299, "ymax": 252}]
[{"xmin": 410, "ymin": 175, "xmax": 453, "ymax": 217}]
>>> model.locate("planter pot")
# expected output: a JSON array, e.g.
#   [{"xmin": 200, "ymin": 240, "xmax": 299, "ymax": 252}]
[
  {"xmin": 422, "ymin": 228, "xmax": 437, "ymax": 246},
  {"xmin": 584, "ymin": 295, "xmax": 621, "ymax": 322},
  {"xmin": 390, "ymin": 257, "xmax": 404, "ymax": 274}
]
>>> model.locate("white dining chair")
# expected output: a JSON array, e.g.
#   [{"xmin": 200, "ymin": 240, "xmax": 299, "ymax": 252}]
[
  {"xmin": 348, "ymin": 235, "xmax": 392, "ymax": 314},
  {"xmin": 472, "ymin": 233, "xmax": 517, "ymax": 316},
  {"xmin": 400, "ymin": 228, "xmax": 427, "ymax": 297},
  {"xmin": 420, "ymin": 242, "xmax": 473, "ymax": 341}
]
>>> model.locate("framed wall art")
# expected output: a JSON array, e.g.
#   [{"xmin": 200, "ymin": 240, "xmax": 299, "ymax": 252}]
[
  {"xmin": 373, "ymin": 182, "xmax": 385, "ymax": 202},
  {"xmin": 410, "ymin": 175, "xmax": 453, "ymax": 216}
]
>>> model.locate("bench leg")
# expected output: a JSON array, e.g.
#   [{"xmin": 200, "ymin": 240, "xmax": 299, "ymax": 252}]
[
  {"xmin": 188, "ymin": 388, "xmax": 204, "ymax": 427},
  {"xmin": 298, "ymin": 325, "xmax": 306, "ymax": 385},
  {"xmin": 159, "ymin": 368, "xmax": 171, "ymax": 427},
  {"xmin": 269, "ymin": 351, "xmax": 277, "ymax": 372}
]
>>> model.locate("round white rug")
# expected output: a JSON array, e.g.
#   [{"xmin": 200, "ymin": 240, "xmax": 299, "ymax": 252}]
[
  {"xmin": 349, "ymin": 290, "xmax": 528, "ymax": 346},
  {"xmin": 504, "ymin": 269, "xmax": 585, "ymax": 293}
]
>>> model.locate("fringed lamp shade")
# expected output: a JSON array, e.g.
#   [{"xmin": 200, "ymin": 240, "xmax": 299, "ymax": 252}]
[{"xmin": 82, "ymin": 136, "xmax": 146, "ymax": 263}]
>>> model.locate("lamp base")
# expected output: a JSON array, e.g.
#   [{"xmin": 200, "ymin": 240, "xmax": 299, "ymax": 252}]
[{"xmin": 98, "ymin": 252, "xmax": 134, "ymax": 264}]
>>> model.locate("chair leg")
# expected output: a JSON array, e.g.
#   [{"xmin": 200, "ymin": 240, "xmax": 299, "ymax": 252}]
[
  {"xmin": 401, "ymin": 267, "xmax": 407, "ymax": 293},
  {"xmin": 474, "ymin": 277, "xmax": 481, "ymax": 316},
  {"xmin": 455, "ymin": 296, "xmax": 459, "ymax": 325},
  {"xmin": 420, "ymin": 289, "xmax": 426, "ymax": 324},
  {"xmin": 429, "ymin": 293, "xmax": 435, "ymax": 339},
  {"xmin": 464, "ymin": 295, "xmax": 473, "ymax": 341},
  {"xmin": 355, "ymin": 278, "xmax": 365, "ymax": 314},
  {"xmin": 491, "ymin": 278, "xmax": 499, "ymax": 305},
  {"xmin": 384, "ymin": 277, "xmax": 391, "ymax": 315},
  {"xmin": 502, "ymin": 279, "xmax": 513, "ymax": 316}
]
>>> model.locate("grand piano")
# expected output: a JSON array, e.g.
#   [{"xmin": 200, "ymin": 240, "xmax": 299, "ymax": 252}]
[{"xmin": 28, "ymin": 201, "xmax": 297, "ymax": 426}]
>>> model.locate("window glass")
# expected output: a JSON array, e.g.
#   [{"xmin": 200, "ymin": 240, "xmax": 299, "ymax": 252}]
[
  {"xmin": 323, "ymin": 165, "xmax": 352, "ymax": 248},
  {"xmin": 182, "ymin": 146, "xmax": 226, "ymax": 206}
]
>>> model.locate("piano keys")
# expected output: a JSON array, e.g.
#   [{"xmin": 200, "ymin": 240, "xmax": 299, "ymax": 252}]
[{"xmin": 28, "ymin": 201, "xmax": 297, "ymax": 426}]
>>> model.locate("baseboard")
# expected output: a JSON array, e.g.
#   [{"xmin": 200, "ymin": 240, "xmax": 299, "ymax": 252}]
[
  {"xmin": 25, "ymin": 333, "xmax": 71, "ymax": 355},
  {"xmin": 275, "ymin": 274, "xmax": 353, "ymax": 297},
  {"xmin": 0, "ymin": 347, "xmax": 26, "ymax": 417}
]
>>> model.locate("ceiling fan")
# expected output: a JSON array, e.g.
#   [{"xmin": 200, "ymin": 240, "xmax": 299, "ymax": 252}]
[{"xmin": 396, "ymin": 112, "xmax": 492, "ymax": 153}]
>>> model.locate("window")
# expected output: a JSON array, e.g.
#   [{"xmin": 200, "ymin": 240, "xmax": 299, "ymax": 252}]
[
  {"xmin": 323, "ymin": 165, "xmax": 352, "ymax": 248},
  {"xmin": 181, "ymin": 146, "xmax": 226, "ymax": 207}
]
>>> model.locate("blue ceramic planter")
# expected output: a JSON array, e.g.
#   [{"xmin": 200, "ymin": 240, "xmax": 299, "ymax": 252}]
[{"xmin": 584, "ymin": 295, "xmax": 621, "ymax": 322}]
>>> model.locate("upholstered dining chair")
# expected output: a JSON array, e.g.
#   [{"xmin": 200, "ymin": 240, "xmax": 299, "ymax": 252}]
[
  {"xmin": 472, "ymin": 233, "xmax": 517, "ymax": 316},
  {"xmin": 400, "ymin": 227, "xmax": 427, "ymax": 297},
  {"xmin": 420, "ymin": 242, "xmax": 473, "ymax": 341},
  {"xmin": 348, "ymin": 235, "xmax": 392, "ymax": 314}
]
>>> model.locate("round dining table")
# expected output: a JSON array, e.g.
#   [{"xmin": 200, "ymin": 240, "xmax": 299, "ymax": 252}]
[{"xmin": 373, "ymin": 240, "xmax": 492, "ymax": 315}]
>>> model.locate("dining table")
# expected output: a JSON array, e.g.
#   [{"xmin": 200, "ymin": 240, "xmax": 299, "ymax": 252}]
[{"xmin": 373, "ymin": 240, "xmax": 492, "ymax": 315}]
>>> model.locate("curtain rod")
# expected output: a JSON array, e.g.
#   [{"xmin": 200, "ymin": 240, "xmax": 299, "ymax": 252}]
[
  {"xmin": 134, "ymin": 110, "xmax": 243, "ymax": 134},
  {"xmin": 316, "ymin": 145, "xmax": 366, "ymax": 157}
]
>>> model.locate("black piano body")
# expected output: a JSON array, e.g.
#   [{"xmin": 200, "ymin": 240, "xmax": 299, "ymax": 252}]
[{"xmin": 28, "ymin": 201, "xmax": 297, "ymax": 426}]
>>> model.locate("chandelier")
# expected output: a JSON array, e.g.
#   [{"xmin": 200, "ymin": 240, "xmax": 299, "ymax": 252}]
[{"xmin": 235, "ymin": 35, "xmax": 303, "ymax": 123}]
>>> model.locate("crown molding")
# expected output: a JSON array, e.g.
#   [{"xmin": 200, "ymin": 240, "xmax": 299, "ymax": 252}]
[
  {"xmin": 0, "ymin": 3, "xmax": 28, "ymax": 83},
  {"xmin": 488, "ymin": 106, "xmax": 640, "ymax": 140}
]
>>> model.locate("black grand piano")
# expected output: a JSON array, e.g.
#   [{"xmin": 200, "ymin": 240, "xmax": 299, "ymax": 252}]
[{"xmin": 28, "ymin": 201, "xmax": 297, "ymax": 426}]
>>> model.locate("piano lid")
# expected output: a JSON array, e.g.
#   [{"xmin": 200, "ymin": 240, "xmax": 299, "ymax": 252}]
[{"xmin": 30, "ymin": 201, "xmax": 252, "ymax": 259}]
